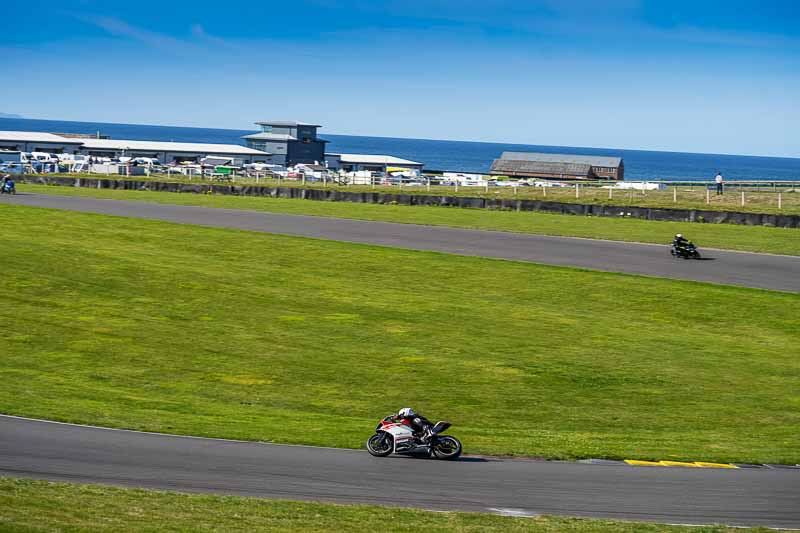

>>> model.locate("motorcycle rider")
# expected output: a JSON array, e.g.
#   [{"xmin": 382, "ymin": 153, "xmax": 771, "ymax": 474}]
[
  {"xmin": 1, "ymin": 174, "xmax": 15, "ymax": 194},
  {"xmin": 673, "ymin": 233, "xmax": 689, "ymax": 250},
  {"xmin": 392, "ymin": 407, "xmax": 433, "ymax": 443}
]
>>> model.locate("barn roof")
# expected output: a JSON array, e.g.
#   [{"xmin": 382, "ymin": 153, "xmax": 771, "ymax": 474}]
[
  {"xmin": 490, "ymin": 159, "xmax": 592, "ymax": 177},
  {"xmin": 500, "ymin": 151, "xmax": 622, "ymax": 168}
]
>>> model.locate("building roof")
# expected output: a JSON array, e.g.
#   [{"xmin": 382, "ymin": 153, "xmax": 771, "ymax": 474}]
[
  {"xmin": 241, "ymin": 132, "xmax": 298, "ymax": 141},
  {"xmin": 329, "ymin": 153, "xmax": 424, "ymax": 166},
  {"xmin": 254, "ymin": 121, "xmax": 321, "ymax": 128},
  {"xmin": 500, "ymin": 151, "xmax": 622, "ymax": 168},
  {"xmin": 0, "ymin": 131, "xmax": 84, "ymax": 144},
  {"xmin": 80, "ymin": 138, "xmax": 268, "ymax": 156},
  {"xmin": 490, "ymin": 159, "xmax": 592, "ymax": 177}
]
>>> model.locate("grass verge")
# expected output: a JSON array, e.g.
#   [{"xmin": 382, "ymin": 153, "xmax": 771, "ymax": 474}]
[
  {"xmin": 1, "ymin": 204, "xmax": 798, "ymax": 463},
  {"xmin": 18, "ymin": 183, "xmax": 800, "ymax": 256},
  {"xmin": 24, "ymin": 172, "xmax": 800, "ymax": 215},
  {"xmin": 0, "ymin": 478, "xmax": 774, "ymax": 532}
]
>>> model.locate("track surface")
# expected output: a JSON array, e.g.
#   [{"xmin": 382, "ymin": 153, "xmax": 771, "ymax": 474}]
[
  {"xmin": 1, "ymin": 416, "xmax": 798, "ymax": 528},
  {"xmin": 2, "ymin": 193, "xmax": 798, "ymax": 292}
]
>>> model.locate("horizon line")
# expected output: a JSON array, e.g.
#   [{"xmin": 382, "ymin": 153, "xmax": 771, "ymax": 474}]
[{"xmin": 1, "ymin": 115, "xmax": 798, "ymax": 161}]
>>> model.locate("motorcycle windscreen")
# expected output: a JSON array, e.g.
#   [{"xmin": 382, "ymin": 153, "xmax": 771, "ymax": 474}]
[{"xmin": 431, "ymin": 421, "xmax": 451, "ymax": 435}]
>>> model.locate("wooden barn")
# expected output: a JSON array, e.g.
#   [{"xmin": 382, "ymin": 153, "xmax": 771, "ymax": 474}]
[{"xmin": 490, "ymin": 152, "xmax": 624, "ymax": 180}]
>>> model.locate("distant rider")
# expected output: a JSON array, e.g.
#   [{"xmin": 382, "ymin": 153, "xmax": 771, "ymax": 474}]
[
  {"xmin": 2, "ymin": 175, "xmax": 14, "ymax": 193},
  {"xmin": 673, "ymin": 233, "xmax": 689, "ymax": 250},
  {"xmin": 392, "ymin": 407, "xmax": 433, "ymax": 443}
]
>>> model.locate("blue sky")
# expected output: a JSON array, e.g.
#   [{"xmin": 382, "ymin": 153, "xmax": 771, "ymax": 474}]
[{"xmin": 4, "ymin": 0, "xmax": 799, "ymax": 157}]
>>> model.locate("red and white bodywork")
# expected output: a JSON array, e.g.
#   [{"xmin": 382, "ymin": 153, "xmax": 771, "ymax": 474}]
[
  {"xmin": 377, "ymin": 419, "xmax": 418, "ymax": 453},
  {"xmin": 366, "ymin": 415, "xmax": 462, "ymax": 459}
]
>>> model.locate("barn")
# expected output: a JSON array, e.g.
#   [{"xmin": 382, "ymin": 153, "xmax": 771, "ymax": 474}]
[{"xmin": 490, "ymin": 152, "xmax": 624, "ymax": 180}]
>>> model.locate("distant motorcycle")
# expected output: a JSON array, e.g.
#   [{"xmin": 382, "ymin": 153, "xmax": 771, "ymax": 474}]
[
  {"xmin": 671, "ymin": 241, "xmax": 701, "ymax": 259},
  {"xmin": 366, "ymin": 415, "xmax": 462, "ymax": 460},
  {"xmin": 0, "ymin": 181, "xmax": 15, "ymax": 195}
]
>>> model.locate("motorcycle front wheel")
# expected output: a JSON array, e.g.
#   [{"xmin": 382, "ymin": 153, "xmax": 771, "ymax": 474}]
[
  {"xmin": 366, "ymin": 433, "xmax": 393, "ymax": 457},
  {"xmin": 432, "ymin": 436, "xmax": 462, "ymax": 460}
]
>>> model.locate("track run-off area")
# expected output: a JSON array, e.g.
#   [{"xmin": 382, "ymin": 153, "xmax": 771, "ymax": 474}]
[
  {"xmin": 1, "ymin": 193, "xmax": 798, "ymax": 292},
  {"xmin": 1, "ymin": 416, "xmax": 799, "ymax": 529},
  {"xmin": 2, "ymin": 194, "xmax": 799, "ymax": 529}
]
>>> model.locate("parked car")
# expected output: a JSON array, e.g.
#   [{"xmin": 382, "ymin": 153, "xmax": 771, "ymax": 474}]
[{"xmin": 31, "ymin": 152, "xmax": 57, "ymax": 163}]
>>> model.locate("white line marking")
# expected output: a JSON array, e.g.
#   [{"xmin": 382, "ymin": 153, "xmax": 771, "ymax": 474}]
[
  {"xmin": 0, "ymin": 413, "xmax": 353, "ymax": 452},
  {"xmin": 488, "ymin": 507, "xmax": 538, "ymax": 517}
]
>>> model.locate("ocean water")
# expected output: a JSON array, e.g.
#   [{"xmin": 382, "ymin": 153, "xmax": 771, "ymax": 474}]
[{"xmin": 2, "ymin": 117, "xmax": 798, "ymax": 182}]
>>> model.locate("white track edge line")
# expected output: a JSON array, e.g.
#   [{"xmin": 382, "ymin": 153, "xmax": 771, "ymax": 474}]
[{"xmin": 0, "ymin": 413, "xmax": 353, "ymax": 452}]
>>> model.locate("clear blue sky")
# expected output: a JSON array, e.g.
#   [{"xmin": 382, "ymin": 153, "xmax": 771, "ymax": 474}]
[{"xmin": 4, "ymin": 0, "xmax": 799, "ymax": 157}]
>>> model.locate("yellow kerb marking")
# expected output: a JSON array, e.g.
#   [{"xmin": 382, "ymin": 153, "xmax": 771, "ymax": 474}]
[
  {"xmin": 659, "ymin": 461, "xmax": 700, "ymax": 467},
  {"xmin": 694, "ymin": 462, "xmax": 738, "ymax": 469},
  {"xmin": 625, "ymin": 460, "xmax": 664, "ymax": 467}
]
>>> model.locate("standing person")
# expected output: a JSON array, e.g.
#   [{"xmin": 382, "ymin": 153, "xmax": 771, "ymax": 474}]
[{"xmin": 715, "ymin": 171, "xmax": 724, "ymax": 195}]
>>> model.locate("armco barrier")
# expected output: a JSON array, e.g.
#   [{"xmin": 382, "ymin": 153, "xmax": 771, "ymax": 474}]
[{"xmin": 16, "ymin": 175, "xmax": 800, "ymax": 228}]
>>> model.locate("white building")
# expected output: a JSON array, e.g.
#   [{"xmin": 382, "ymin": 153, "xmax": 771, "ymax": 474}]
[
  {"xmin": 0, "ymin": 131, "xmax": 85, "ymax": 154},
  {"xmin": 325, "ymin": 153, "xmax": 424, "ymax": 174},
  {"xmin": 78, "ymin": 138, "xmax": 269, "ymax": 164},
  {"xmin": 0, "ymin": 131, "xmax": 270, "ymax": 164}
]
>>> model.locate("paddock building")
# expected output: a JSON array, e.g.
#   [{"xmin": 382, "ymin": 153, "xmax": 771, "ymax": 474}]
[
  {"xmin": 0, "ymin": 131, "xmax": 270, "ymax": 163},
  {"xmin": 0, "ymin": 131, "xmax": 85, "ymax": 154},
  {"xmin": 77, "ymin": 138, "xmax": 269, "ymax": 163},
  {"xmin": 325, "ymin": 153, "xmax": 424, "ymax": 173},
  {"xmin": 0, "ymin": 124, "xmax": 427, "ymax": 171},
  {"xmin": 242, "ymin": 121, "xmax": 327, "ymax": 166},
  {"xmin": 490, "ymin": 152, "xmax": 624, "ymax": 180}
]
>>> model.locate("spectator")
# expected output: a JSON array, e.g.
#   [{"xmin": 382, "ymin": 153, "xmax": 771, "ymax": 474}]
[{"xmin": 715, "ymin": 171, "xmax": 724, "ymax": 195}]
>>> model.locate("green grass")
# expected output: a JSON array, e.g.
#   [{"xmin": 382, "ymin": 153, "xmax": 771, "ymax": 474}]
[
  {"xmin": 1, "ymin": 204, "xmax": 799, "ymax": 463},
  {"xmin": 1, "ymin": 478, "xmax": 771, "ymax": 532},
  {"xmin": 19, "ymin": 183, "xmax": 800, "ymax": 256},
  {"xmin": 29, "ymin": 172, "xmax": 800, "ymax": 214}
]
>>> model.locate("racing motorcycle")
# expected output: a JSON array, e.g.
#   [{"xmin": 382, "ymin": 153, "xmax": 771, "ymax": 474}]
[
  {"xmin": 671, "ymin": 241, "xmax": 701, "ymax": 259},
  {"xmin": 366, "ymin": 415, "xmax": 462, "ymax": 460}
]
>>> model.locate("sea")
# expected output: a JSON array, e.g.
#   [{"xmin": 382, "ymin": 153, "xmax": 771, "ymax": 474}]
[{"xmin": 2, "ymin": 117, "xmax": 798, "ymax": 182}]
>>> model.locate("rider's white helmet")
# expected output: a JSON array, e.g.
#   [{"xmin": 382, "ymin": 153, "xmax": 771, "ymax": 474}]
[
  {"xmin": 676, "ymin": 234, "xmax": 683, "ymax": 238},
  {"xmin": 398, "ymin": 407, "xmax": 415, "ymax": 418}
]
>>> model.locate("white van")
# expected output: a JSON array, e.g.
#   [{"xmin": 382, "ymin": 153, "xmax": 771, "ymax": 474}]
[
  {"xmin": 0, "ymin": 150, "xmax": 23, "ymax": 164},
  {"xmin": 31, "ymin": 152, "xmax": 57, "ymax": 163}
]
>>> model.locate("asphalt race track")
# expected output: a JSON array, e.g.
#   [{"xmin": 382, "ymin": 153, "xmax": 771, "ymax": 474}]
[
  {"xmin": 1, "ymin": 416, "xmax": 798, "ymax": 528},
  {"xmin": 2, "ymin": 194, "xmax": 798, "ymax": 292}
]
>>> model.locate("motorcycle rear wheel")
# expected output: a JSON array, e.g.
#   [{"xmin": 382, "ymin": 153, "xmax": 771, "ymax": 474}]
[
  {"xmin": 432, "ymin": 436, "xmax": 462, "ymax": 460},
  {"xmin": 366, "ymin": 433, "xmax": 393, "ymax": 457}
]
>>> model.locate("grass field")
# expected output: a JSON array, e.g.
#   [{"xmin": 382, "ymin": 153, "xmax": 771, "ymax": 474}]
[
  {"xmin": 18, "ymin": 183, "xmax": 800, "ymax": 256},
  {"xmin": 1, "ymin": 203, "xmax": 798, "ymax": 463},
  {"xmin": 25, "ymin": 172, "xmax": 800, "ymax": 214},
  {"xmin": 0, "ymin": 478, "xmax": 768, "ymax": 532}
]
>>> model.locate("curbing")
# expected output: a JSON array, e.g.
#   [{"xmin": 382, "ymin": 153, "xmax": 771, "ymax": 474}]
[
  {"xmin": 624, "ymin": 459, "xmax": 741, "ymax": 468},
  {"xmin": 694, "ymin": 462, "xmax": 738, "ymax": 469},
  {"xmin": 621, "ymin": 459, "xmax": 800, "ymax": 469}
]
